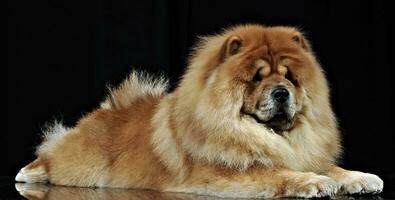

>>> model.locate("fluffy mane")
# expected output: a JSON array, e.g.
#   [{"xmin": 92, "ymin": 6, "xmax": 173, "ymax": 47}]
[{"xmin": 152, "ymin": 24, "xmax": 342, "ymax": 173}]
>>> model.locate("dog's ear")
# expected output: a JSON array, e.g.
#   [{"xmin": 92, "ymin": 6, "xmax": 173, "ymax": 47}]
[
  {"xmin": 292, "ymin": 33, "xmax": 311, "ymax": 52},
  {"xmin": 219, "ymin": 35, "xmax": 242, "ymax": 62},
  {"xmin": 226, "ymin": 35, "xmax": 242, "ymax": 56}
]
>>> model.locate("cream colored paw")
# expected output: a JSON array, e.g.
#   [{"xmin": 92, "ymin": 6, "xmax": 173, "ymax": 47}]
[
  {"xmin": 15, "ymin": 165, "xmax": 48, "ymax": 183},
  {"xmin": 338, "ymin": 171, "xmax": 383, "ymax": 194},
  {"xmin": 289, "ymin": 175, "xmax": 340, "ymax": 198}
]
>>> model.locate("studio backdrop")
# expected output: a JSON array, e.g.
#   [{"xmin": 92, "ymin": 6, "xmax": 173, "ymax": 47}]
[{"xmin": 6, "ymin": 0, "xmax": 393, "ymax": 182}]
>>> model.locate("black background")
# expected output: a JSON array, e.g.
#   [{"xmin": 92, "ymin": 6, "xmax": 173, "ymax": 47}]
[{"xmin": 5, "ymin": 0, "xmax": 394, "ymax": 196}]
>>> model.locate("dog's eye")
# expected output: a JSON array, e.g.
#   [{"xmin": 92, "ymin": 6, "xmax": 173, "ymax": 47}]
[
  {"xmin": 252, "ymin": 69, "xmax": 263, "ymax": 82},
  {"xmin": 285, "ymin": 71, "xmax": 298, "ymax": 86}
]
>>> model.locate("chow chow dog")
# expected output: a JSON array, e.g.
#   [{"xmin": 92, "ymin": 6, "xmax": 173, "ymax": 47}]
[{"xmin": 16, "ymin": 24, "xmax": 383, "ymax": 198}]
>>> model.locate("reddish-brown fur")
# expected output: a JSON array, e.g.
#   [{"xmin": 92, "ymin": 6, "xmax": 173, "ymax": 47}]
[{"xmin": 16, "ymin": 24, "xmax": 383, "ymax": 199}]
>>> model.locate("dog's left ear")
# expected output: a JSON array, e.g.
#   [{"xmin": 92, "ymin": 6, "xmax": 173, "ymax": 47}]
[{"xmin": 292, "ymin": 33, "xmax": 311, "ymax": 52}]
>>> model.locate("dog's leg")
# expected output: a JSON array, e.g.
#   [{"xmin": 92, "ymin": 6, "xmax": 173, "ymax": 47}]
[
  {"xmin": 325, "ymin": 166, "xmax": 383, "ymax": 194},
  {"xmin": 15, "ymin": 158, "xmax": 48, "ymax": 183},
  {"xmin": 168, "ymin": 167, "xmax": 340, "ymax": 198}
]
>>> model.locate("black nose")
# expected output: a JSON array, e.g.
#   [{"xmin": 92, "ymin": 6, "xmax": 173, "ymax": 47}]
[{"xmin": 272, "ymin": 87, "xmax": 289, "ymax": 103}]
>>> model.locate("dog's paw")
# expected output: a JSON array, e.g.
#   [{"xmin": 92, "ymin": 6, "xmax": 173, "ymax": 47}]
[
  {"xmin": 288, "ymin": 175, "xmax": 340, "ymax": 198},
  {"xmin": 338, "ymin": 171, "xmax": 383, "ymax": 194}
]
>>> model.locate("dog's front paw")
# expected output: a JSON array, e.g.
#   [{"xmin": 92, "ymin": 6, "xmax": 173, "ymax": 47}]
[
  {"xmin": 288, "ymin": 175, "xmax": 340, "ymax": 198},
  {"xmin": 338, "ymin": 171, "xmax": 383, "ymax": 194}
]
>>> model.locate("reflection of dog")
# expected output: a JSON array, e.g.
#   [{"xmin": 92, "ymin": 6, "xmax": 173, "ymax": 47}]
[
  {"xmin": 16, "ymin": 24, "xmax": 383, "ymax": 198},
  {"xmin": 15, "ymin": 183, "xmax": 213, "ymax": 200}
]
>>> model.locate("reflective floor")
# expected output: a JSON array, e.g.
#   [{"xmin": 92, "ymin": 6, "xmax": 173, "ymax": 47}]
[{"xmin": 1, "ymin": 176, "xmax": 394, "ymax": 200}]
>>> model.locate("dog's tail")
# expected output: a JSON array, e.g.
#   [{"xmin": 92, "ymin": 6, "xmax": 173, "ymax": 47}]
[
  {"xmin": 100, "ymin": 71, "xmax": 169, "ymax": 110},
  {"xmin": 15, "ymin": 158, "xmax": 48, "ymax": 183}
]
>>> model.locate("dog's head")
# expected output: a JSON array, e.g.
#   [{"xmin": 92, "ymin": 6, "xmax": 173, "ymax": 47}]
[{"xmin": 201, "ymin": 25, "xmax": 323, "ymax": 133}]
